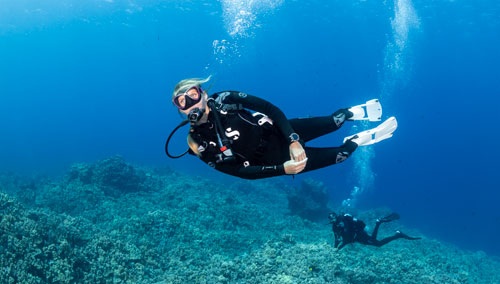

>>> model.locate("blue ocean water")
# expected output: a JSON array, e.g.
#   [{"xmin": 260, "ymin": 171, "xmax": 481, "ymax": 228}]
[{"xmin": 0, "ymin": 0, "xmax": 499, "ymax": 257}]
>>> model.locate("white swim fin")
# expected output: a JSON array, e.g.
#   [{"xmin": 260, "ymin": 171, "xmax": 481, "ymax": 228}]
[
  {"xmin": 348, "ymin": 99, "xmax": 382, "ymax": 122},
  {"xmin": 344, "ymin": 116, "xmax": 398, "ymax": 146}
]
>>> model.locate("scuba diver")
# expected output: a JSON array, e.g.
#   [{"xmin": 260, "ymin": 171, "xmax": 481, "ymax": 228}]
[
  {"xmin": 165, "ymin": 76, "xmax": 398, "ymax": 180},
  {"xmin": 328, "ymin": 212, "xmax": 421, "ymax": 250}
]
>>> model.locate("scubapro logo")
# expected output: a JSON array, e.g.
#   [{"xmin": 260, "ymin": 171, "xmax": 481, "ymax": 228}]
[
  {"xmin": 334, "ymin": 113, "xmax": 345, "ymax": 127},
  {"xmin": 238, "ymin": 92, "xmax": 247, "ymax": 98},
  {"xmin": 336, "ymin": 152, "xmax": 349, "ymax": 163},
  {"xmin": 225, "ymin": 128, "xmax": 240, "ymax": 140}
]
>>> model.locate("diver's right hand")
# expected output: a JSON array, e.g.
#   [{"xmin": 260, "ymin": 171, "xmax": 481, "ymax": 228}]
[{"xmin": 284, "ymin": 158, "xmax": 308, "ymax": 175}]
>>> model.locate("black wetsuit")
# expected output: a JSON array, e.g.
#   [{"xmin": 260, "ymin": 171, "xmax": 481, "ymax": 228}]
[
  {"xmin": 188, "ymin": 91, "xmax": 358, "ymax": 180},
  {"xmin": 331, "ymin": 214, "xmax": 416, "ymax": 250}
]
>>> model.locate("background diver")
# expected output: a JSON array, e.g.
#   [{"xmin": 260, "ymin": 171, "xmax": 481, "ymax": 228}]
[
  {"xmin": 328, "ymin": 212, "xmax": 421, "ymax": 250},
  {"xmin": 166, "ymin": 76, "xmax": 398, "ymax": 180}
]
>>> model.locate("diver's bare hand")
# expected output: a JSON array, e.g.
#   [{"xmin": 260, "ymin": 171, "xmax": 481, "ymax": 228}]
[
  {"xmin": 284, "ymin": 158, "xmax": 308, "ymax": 175},
  {"xmin": 289, "ymin": 141, "xmax": 307, "ymax": 162}
]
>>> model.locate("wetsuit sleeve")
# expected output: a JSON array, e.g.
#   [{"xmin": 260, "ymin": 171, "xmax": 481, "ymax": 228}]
[
  {"xmin": 215, "ymin": 162, "xmax": 286, "ymax": 180},
  {"xmin": 219, "ymin": 92, "xmax": 297, "ymax": 143},
  {"xmin": 337, "ymin": 241, "xmax": 347, "ymax": 250},
  {"xmin": 333, "ymin": 229, "xmax": 341, "ymax": 248}
]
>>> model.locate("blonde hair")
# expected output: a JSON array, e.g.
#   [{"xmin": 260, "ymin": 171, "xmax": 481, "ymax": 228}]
[
  {"xmin": 172, "ymin": 75, "xmax": 212, "ymax": 100},
  {"xmin": 187, "ymin": 134, "xmax": 200, "ymax": 156},
  {"xmin": 173, "ymin": 76, "xmax": 213, "ymax": 154}
]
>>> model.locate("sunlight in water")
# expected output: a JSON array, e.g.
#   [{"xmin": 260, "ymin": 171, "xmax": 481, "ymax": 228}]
[
  {"xmin": 220, "ymin": 0, "xmax": 283, "ymax": 38},
  {"xmin": 348, "ymin": 0, "xmax": 420, "ymax": 207},
  {"xmin": 382, "ymin": 0, "xmax": 421, "ymax": 96},
  {"xmin": 208, "ymin": 0, "xmax": 283, "ymax": 69},
  {"xmin": 345, "ymin": 121, "xmax": 376, "ymax": 208}
]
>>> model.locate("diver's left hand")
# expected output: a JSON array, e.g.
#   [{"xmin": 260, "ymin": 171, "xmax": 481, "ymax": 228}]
[{"xmin": 289, "ymin": 141, "xmax": 307, "ymax": 163}]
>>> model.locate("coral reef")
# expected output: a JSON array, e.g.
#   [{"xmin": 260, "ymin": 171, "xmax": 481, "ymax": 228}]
[
  {"xmin": 67, "ymin": 155, "xmax": 147, "ymax": 196},
  {"xmin": 1, "ymin": 157, "xmax": 499, "ymax": 283},
  {"xmin": 287, "ymin": 179, "xmax": 331, "ymax": 222}
]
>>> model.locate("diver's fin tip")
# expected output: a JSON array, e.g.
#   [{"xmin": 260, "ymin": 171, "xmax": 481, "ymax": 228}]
[
  {"xmin": 344, "ymin": 116, "xmax": 398, "ymax": 146},
  {"xmin": 348, "ymin": 99, "xmax": 383, "ymax": 121}
]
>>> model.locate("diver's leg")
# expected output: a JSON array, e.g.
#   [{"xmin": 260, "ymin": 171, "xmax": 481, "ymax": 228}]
[
  {"xmin": 372, "ymin": 231, "xmax": 421, "ymax": 247},
  {"xmin": 371, "ymin": 220, "xmax": 383, "ymax": 239},
  {"xmin": 289, "ymin": 109, "xmax": 352, "ymax": 142},
  {"xmin": 371, "ymin": 213, "xmax": 400, "ymax": 239},
  {"xmin": 355, "ymin": 232, "xmax": 373, "ymax": 246},
  {"xmin": 372, "ymin": 234, "xmax": 403, "ymax": 247},
  {"xmin": 300, "ymin": 140, "xmax": 358, "ymax": 173}
]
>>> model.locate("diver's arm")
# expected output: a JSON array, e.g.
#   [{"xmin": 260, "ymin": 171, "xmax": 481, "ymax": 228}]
[
  {"xmin": 187, "ymin": 134, "xmax": 200, "ymax": 156},
  {"xmin": 337, "ymin": 241, "xmax": 347, "ymax": 250},
  {"xmin": 215, "ymin": 163, "xmax": 286, "ymax": 180},
  {"xmin": 334, "ymin": 231, "xmax": 341, "ymax": 248},
  {"xmin": 219, "ymin": 92, "xmax": 297, "ymax": 143}
]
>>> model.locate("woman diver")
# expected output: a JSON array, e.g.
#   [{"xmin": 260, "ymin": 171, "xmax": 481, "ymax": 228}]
[{"xmin": 165, "ymin": 76, "xmax": 398, "ymax": 180}]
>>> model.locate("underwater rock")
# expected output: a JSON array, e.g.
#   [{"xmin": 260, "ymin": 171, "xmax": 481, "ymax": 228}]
[
  {"xmin": 68, "ymin": 163, "xmax": 93, "ymax": 185},
  {"xmin": 67, "ymin": 155, "xmax": 146, "ymax": 196},
  {"xmin": 287, "ymin": 179, "xmax": 331, "ymax": 222}
]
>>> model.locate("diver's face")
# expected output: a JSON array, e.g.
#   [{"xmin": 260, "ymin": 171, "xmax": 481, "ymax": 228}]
[
  {"xmin": 174, "ymin": 86, "xmax": 200, "ymax": 108},
  {"xmin": 179, "ymin": 91, "xmax": 207, "ymax": 116},
  {"xmin": 328, "ymin": 213, "xmax": 337, "ymax": 223},
  {"xmin": 172, "ymin": 85, "xmax": 205, "ymax": 115}
]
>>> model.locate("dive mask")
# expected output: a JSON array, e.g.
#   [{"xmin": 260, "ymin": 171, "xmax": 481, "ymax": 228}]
[
  {"xmin": 328, "ymin": 212, "xmax": 338, "ymax": 223},
  {"xmin": 173, "ymin": 86, "xmax": 203, "ymax": 110}
]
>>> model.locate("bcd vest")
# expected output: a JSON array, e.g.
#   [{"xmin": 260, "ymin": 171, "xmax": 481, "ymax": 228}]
[{"xmin": 189, "ymin": 93, "xmax": 274, "ymax": 167}]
